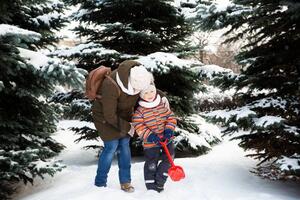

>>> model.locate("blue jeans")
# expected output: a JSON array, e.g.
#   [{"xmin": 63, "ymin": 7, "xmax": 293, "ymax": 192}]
[{"xmin": 95, "ymin": 136, "xmax": 131, "ymax": 187}]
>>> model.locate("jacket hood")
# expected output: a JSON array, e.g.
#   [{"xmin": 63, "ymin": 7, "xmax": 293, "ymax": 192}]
[{"xmin": 116, "ymin": 60, "xmax": 141, "ymax": 89}]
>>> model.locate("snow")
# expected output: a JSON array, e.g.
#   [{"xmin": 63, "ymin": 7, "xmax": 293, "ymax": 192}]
[
  {"xmin": 9, "ymin": 81, "xmax": 16, "ymax": 89},
  {"xmin": 0, "ymin": 24, "xmax": 40, "ymax": 39},
  {"xmin": 284, "ymin": 125, "xmax": 299, "ymax": 136},
  {"xmin": 73, "ymin": 9, "xmax": 90, "ymax": 19},
  {"xmin": 59, "ymin": 120, "xmax": 95, "ymax": 130},
  {"xmin": 136, "ymin": 52, "xmax": 202, "ymax": 73},
  {"xmin": 204, "ymin": 107, "xmax": 256, "ymax": 123},
  {"xmin": 31, "ymin": 159, "xmax": 64, "ymax": 172},
  {"xmin": 202, "ymin": 30, "xmax": 229, "ymax": 53},
  {"xmin": 0, "ymin": 81, "xmax": 4, "ymax": 91},
  {"xmin": 195, "ymin": 0, "xmax": 233, "ymax": 17},
  {"xmin": 45, "ymin": 120, "xmax": 101, "ymax": 167},
  {"xmin": 214, "ymin": 0, "xmax": 233, "ymax": 12},
  {"xmin": 18, "ymin": 48, "xmax": 50, "ymax": 68},
  {"xmin": 253, "ymin": 116, "xmax": 283, "ymax": 128},
  {"xmin": 51, "ymin": 42, "xmax": 119, "ymax": 57},
  {"xmin": 277, "ymin": 156, "xmax": 300, "ymax": 171},
  {"xmin": 34, "ymin": 12, "xmax": 61, "ymax": 26},
  {"xmin": 192, "ymin": 64, "xmax": 234, "ymax": 79},
  {"xmin": 251, "ymin": 97, "xmax": 287, "ymax": 109},
  {"xmin": 15, "ymin": 120, "xmax": 300, "ymax": 200},
  {"xmin": 176, "ymin": 127, "xmax": 211, "ymax": 149},
  {"xmin": 195, "ymin": 85, "xmax": 235, "ymax": 103},
  {"xmin": 173, "ymin": 0, "xmax": 198, "ymax": 19},
  {"xmin": 55, "ymin": 5, "xmax": 80, "ymax": 40},
  {"xmin": 71, "ymin": 99, "xmax": 91, "ymax": 110},
  {"xmin": 203, "ymin": 103, "xmax": 288, "ymax": 129},
  {"xmin": 18, "ymin": 47, "xmax": 87, "ymax": 88},
  {"xmin": 187, "ymin": 114, "xmax": 223, "ymax": 142}
]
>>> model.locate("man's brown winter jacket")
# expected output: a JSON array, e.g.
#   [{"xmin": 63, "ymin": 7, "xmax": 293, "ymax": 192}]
[{"xmin": 92, "ymin": 60, "xmax": 141, "ymax": 141}]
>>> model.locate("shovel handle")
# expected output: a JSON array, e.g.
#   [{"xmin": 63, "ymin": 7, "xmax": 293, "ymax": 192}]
[{"xmin": 159, "ymin": 140, "xmax": 175, "ymax": 167}]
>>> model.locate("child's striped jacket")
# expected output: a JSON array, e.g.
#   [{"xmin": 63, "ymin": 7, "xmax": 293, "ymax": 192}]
[{"xmin": 132, "ymin": 95, "xmax": 177, "ymax": 148}]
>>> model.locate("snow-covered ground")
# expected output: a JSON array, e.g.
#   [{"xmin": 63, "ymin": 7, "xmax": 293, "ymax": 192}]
[{"xmin": 15, "ymin": 120, "xmax": 300, "ymax": 200}]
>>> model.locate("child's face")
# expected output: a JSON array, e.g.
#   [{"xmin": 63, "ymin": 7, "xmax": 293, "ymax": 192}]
[{"xmin": 142, "ymin": 89, "xmax": 156, "ymax": 102}]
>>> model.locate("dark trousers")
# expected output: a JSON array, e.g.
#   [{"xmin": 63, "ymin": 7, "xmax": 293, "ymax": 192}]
[{"xmin": 143, "ymin": 142, "xmax": 175, "ymax": 190}]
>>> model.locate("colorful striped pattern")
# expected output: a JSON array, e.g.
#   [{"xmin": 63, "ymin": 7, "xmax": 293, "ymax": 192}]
[{"xmin": 132, "ymin": 101, "xmax": 177, "ymax": 148}]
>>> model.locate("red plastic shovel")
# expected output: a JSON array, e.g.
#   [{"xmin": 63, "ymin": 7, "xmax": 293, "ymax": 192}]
[{"xmin": 159, "ymin": 140, "xmax": 185, "ymax": 182}]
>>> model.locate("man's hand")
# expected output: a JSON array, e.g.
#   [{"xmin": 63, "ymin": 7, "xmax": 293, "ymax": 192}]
[{"xmin": 128, "ymin": 123, "xmax": 135, "ymax": 137}]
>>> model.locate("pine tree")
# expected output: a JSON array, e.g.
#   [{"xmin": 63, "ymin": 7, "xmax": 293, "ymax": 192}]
[
  {"xmin": 196, "ymin": 0, "xmax": 300, "ymax": 179},
  {"xmin": 58, "ymin": 0, "xmax": 192, "ymax": 71},
  {"xmin": 56, "ymin": 0, "xmax": 224, "ymax": 157},
  {"xmin": 53, "ymin": 1, "xmax": 224, "ymax": 156},
  {"xmin": 1, "ymin": 0, "xmax": 68, "ymax": 47},
  {"xmin": 0, "ymin": 24, "xmax": 62, "ymax": 200},
  {"xmin": 70, "ymin": 0, "xmax": 190, "ymax": 53},
  {"xmin": 0, "ymin": 1, "xmax": 85, "ymax": 199},
  {"xmin": 53, "ymin": 0, "xmax": 217, "ymax": 157}
]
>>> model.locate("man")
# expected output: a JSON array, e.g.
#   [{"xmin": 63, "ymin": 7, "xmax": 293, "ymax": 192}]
[{"xmin": 92, "ymin": 60, "xmax": 168, "ymax": 192}]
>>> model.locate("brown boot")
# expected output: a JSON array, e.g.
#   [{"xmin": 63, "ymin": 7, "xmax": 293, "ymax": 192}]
[{"xmin": 120, "ymin": 183, "xmax": 135, "ymax": 193}]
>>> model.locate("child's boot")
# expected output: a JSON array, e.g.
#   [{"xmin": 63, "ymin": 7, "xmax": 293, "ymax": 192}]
[
  {"xmin": 146, "ymin": 182, "xmax": 157, "ymax": 191},
  {"xmin": 156, "ymin": 183, "xmax": 164, "ymax": 193}
]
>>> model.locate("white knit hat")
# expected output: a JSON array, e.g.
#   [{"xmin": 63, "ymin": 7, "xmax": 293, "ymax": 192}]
[
  {"xmin": 129, "ymin": 65, "xmax": 154, "ymax": 91},
  {"xmin": 140, "ymin": 84, "xmax": 156, "ymax": 99}
]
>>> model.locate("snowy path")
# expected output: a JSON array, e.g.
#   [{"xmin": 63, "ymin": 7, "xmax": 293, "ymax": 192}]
[{"xmin": 15, "ymin": 120, "xmax": 300, "ymax": 200}]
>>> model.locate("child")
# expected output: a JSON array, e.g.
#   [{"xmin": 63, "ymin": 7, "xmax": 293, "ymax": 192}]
[{"xmin": 132, "ymin": 84, "xmax": 177, "ymax": 192}]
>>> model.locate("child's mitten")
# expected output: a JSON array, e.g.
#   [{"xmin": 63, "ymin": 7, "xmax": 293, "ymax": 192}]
[
  {"xmin": 163, "ymin": 129, "xmax": 174, "ymax": 140},
  {"xmin": 147, "ymin": 133, "xmax": 161, "ymax": 144}
]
